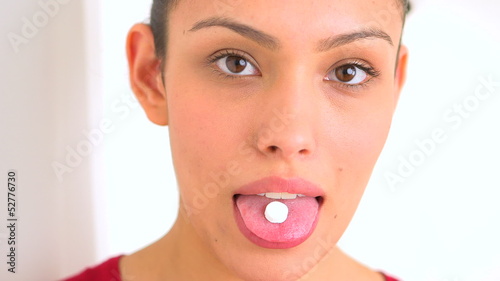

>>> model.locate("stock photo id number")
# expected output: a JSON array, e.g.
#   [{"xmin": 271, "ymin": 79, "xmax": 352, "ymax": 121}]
[{"xmin": 5, "ymin": 170, "xmax": 18, "ymax": 274}]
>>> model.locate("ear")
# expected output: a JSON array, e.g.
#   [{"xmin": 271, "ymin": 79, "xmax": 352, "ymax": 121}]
[
  {"xmin": 126, "ymin": 23, "xmax": 168, "ymax": 126},
  {"xmin": 393, "ymin": 44, "xmax": 409, "ymax": 108}
]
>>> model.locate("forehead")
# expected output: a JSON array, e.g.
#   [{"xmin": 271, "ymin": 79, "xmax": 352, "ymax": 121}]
[{"xmin": 170, "ymin": 0, "xmax": 404, "ymax": 42}]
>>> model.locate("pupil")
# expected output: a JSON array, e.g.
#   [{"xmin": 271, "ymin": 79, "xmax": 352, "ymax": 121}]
[
  {"xmin": 336, "ymin": 65, "xmax": 356, "ymax": 82},
  {"xmin": 226, "ymin": 56, "xmax": 247, "ymax": 73}
]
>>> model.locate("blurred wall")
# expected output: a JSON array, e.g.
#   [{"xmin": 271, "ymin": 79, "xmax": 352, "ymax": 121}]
[{"xmin": 0, "ymin": 0, "xmax": 104, "ymax": 280}]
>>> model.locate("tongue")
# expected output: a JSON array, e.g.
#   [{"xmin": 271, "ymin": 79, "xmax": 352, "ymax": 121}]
[{"xmin": 235, "ymin": 195, "xmax": 319, "ymax": 243}]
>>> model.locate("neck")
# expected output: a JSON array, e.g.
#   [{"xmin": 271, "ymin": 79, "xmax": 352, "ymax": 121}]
[
  {"xmin": 165, "ymin": 211, "xmax": 241, "ymax": 280},
  {"xmin": 120, "ymin": 208, "xmax": 241, "ymax": 281}
]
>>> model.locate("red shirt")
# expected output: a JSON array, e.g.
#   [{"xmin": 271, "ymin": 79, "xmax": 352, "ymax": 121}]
[
  {"xmin": 381, "ymin": 272, "xmax": 400, "ymax": 281},
  {"xmin": 62, "ymin": 255, "xmax": 401, "ymax": 281},
  {"xmin": 62, "ymin": 255, "xmax": 124, "ymax": 281}
]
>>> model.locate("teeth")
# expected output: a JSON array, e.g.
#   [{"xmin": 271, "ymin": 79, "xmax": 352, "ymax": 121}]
[
  {"xmin": 280, "ymin": 193, "xmax": 298, "ymax": 199},
  {"xmin": 256, "ymin": 192, "xmax": 303, "ymax": 199},
  {"xmin": 265, "ymin": 192, "xmax": 282, "ymax": 199}
]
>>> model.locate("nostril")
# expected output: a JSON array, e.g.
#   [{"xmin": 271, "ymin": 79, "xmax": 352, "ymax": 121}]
[{"xmin": 269, "ymin": 145, "xmax": 278, "ymax": 152}]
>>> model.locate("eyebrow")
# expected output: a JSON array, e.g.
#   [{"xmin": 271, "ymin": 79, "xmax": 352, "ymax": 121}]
[
  {"xmin": 189, "ymin": 17, "xmax": 280, "ymax": 50},
  {"xmin": 189, "ymin": 17, "xmax": 394, "ymax": 52},
  {"xmin": 316, "ymin": 28, "xmax": 394, "ymax": 52}
]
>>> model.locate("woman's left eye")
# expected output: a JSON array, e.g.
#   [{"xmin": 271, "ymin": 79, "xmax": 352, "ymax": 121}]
[
  {"xmin": 215, "ymin": 55, "xmax": 259, "ymax": 76},
  {"xmin": 325, "ymin": 64, "xmax": 371, "ymax": 85}
]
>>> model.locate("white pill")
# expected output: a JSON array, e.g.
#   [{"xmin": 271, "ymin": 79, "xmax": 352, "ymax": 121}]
[{"xmin": 265, "ymin": 201, "xmax": 289, "ymax": 224}]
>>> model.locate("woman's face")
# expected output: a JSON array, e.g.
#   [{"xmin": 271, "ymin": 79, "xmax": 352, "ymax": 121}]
[{"xmin": 137, "ymin": 0, "xmax": 407, "ymax": 279}]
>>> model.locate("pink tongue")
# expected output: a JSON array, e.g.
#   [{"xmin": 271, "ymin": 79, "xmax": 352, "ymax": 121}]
[{"xmin": 235, "ymin": 195, "xmax": 319, "ymax": 243}]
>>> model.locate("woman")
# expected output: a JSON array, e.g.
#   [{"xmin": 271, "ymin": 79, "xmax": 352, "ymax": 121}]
[{"xmin": 65, "ymin": 0, "xmax": 409, "ymax": 280}]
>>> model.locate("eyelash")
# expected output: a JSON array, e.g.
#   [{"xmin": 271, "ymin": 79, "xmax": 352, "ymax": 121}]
[
  {"xmin": 206, "ymin": 49, "xmax": 259, "ymax": 80},
  {"xmin": 332, "ymin": 60, "xmax": 381, "ymax": 90},
  {"xmin": 206, "ymin": 49, "xmax": 381, "ymax": 89}
]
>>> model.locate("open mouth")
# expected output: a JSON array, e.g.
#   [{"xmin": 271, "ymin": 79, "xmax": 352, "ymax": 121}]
[{"xmin": 233, "ymin": 191, "xmax": 324, "ymax": 249}]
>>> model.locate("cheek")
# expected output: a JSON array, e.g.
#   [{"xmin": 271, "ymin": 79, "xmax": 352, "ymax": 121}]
[
  {"xmin": 324, "ymin": 93, "xmax": 394, "ymax": 171},
  {"xmin": 335, "ymin": 112, "xmax": 391, "ymax": 193},
  {"xmin": 169, "ymin": 96, "xmax": 242, "ymax": 172},
  {"xmin": 348, "ymin": 111, "xmax": 392, "ymax": 165},
  {"xmin": 324, "ymin": 91, "xmax": 395, "ymax": 208},
  {"xmin": 167, "ymin": 82, "xmax": 245, "ymax": 217},
  {"xmin": 345, "ymin": 82, "xmax": 397, "ymax": 167}
]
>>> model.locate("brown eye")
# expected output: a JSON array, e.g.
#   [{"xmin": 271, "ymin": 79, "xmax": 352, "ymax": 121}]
[
  {"xmin": 325, "ymin": 64, "xmax": 368, "ymax": 85},
  {"xmin": 335, "ymin": 65, "xmax": 357, "ymax": 82},
  {"xmin": 225, "ymin": 56, "xmax": 248, "ymax": 73},
  {"xmin": 215, "ymin": 54, "xmax": 259, "ymax": 76}
]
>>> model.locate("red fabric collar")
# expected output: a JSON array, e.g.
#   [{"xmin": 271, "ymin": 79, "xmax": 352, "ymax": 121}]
[{"xmin": 62, "ymin": 255, "xmax": 124, "ymax": 281}]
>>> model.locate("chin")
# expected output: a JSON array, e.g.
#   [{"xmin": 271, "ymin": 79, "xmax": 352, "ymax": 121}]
[{"xmin": 212, "ymin": 225, "xmax": 339, "ymax": 281}]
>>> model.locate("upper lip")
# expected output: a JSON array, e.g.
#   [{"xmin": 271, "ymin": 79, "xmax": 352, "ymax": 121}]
[{"xmin": 234, "ymin": 176, "xmax": 324, "ymax": 197}]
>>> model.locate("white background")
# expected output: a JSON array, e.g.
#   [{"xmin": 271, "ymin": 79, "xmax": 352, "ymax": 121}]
[{"xmin": 0, "ymin": 0, "xmax": 499, "ymax": 280}]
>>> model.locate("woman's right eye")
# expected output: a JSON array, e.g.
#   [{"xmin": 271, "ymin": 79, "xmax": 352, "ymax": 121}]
[{"xmin": 215, "ymin": 55, "xmax": 260, "ymax": 76}]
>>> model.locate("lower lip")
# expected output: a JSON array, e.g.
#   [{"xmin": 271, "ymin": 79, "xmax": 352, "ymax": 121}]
[{"xmin": 233, "ymin": 197, "xmax": 321, "ymax": 249}]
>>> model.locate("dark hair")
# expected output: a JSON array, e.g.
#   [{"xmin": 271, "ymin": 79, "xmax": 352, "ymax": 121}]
[{"xmin": 150, "ymin": 0, "xmax": 411, "ymax": 62}]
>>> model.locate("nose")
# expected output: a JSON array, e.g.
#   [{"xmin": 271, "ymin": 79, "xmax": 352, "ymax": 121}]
[{"xmin": 255, "ymin": 75, "xmax": 317, "ymax": 161}]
